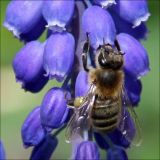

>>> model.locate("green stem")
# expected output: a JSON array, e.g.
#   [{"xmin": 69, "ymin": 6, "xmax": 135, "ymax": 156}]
[{"xmin": 52, "ymin": 124, "xmax": 67, "ymax": 137}]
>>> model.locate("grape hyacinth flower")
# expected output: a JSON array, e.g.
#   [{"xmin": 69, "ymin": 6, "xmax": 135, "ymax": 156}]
[
  {"xmin": 4, "ymin": 1, "xmax": 46, "ymax": 42},
  {"xmin": 12, "ymin": 41, "xmax": 49, "ymax": 93},
  {"xmin": 40, "ymin": 87, "xmax": 70, "ymax": 131},
  {"xmin": 4, "ymin": 0, "xmax": 150, "ymax": 160},
  {"xmin": 21, "ymin": 106, "xmax": 46, "ymax": 148},
  {"xmin": 43, "ymin": 32, "xmax": 75, "ymax": 81}
]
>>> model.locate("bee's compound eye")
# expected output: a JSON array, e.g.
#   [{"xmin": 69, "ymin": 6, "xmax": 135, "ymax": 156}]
[{"xmin": 98, "ymin": 53, "xmax": 107, "ymax": 67}]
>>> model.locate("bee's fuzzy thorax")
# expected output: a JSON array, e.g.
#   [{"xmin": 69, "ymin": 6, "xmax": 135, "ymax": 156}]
[{"xmin": 89, "ymin": 68, "xmax": 124, "ymax": 98}]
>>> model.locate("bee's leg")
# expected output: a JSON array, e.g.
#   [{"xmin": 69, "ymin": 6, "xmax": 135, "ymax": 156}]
[
  {"xmin": 82, "ymin": 33, "xmax": 91, "ymax": 72},
  {"xmin": 114, "ymin": 39, "xmax": 125, "ymax": 55},
  {"xmin": 66, "ymin": 97, "xmax": 85, "ymax": 108},
  {"xmin": 67, "ymin": 98, "xmax": 83, "ymax": 109}
]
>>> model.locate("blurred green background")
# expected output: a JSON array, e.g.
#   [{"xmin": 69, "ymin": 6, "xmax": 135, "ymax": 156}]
[{"xmin": 0, "ymin": 1, "xmax": 159, "ymax": 160}]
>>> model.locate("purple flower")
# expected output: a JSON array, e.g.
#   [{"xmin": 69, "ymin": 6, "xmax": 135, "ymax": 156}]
[
  {"xmin": 21, "ymin": 106, "xmax": 45, "ymax": 148},
  {"xmin": 112, "ymin": 0, "xmax": 150, "ymax": 27},
  {"xmin": 0, "ymin": 141, "xmax": 6, "ymax": 160},
  {"xmin": 42, "ymin": 0, "xmax": 75, "ymax": 30},
  {"xmin": 43, "ymin": 32, "xmax": 75, "ymax": 81},
  {"xmin": 12, "ymin": 41, "xmax": 48, "ymax": 93},
  {"xmin": 40, "ymin": 87, "xmax": 69, "ymax": 132},
  {"xmin": 74, "ymin": 141, "xmax": 100, "ymax": 160},
  {"xmin": 107, "ymin": 146, "xmax": 128, "ymax": 160},
  {"xmin": 82, "ymin": 5, "xmax": 116, "ymax": 49},
  {"xmin": 117, "ymin": 33, "xmax": 150, "ymax": 79},
  {"xmin": 30, "ymin": 135, "xmax": 58, "ymax": 160},
  {"xmin": 4, "ymin": 1, "xmax": 45, "ymax": 40}
]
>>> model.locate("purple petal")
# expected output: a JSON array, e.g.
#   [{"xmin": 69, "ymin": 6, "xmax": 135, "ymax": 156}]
[
  {"xmin": 117, "ymin": 33, "xmax": 150, "ymax": 78},
  {"xmin": 22, "ymin": 75, "xmax": 49, "ymax": 93},
  {"xmin": 82, "ymin": 6, "xmax": 116, "ymax": 49},
  {"xmin": 75, "ymin": 70, "xmax": 89, "ymax": 97},
  {"xmin": 20, "ymin": 17, "xmax": 46, "ymax": 42},
  {"xmin": 109, "ymin": 10, "xmax": 148, "ymax": 40},
  {"xmin": 3, "ymin": 1, "xmax": 44, "ymax": 38},
  {"xmin": 92, "ymin": 0, "xmax": 116, "ymax": 8},
  {"xmin": 43, "ymin": 32, "xmax": 75, "ymax": 82},
  {"xmin": 30, "ymin": 135, "xmax": 58, "ymax": 160},
  {"xmin": 74, "ymin": 141, "xmax": 100, "ymax": 160},
  {"xmin": 0, "ymin": 141, "xmax": 6, "ymax": 160},
  {"xmin": 40, "ymin": 87, "xmax": 69, "ymax": 131},
  {"xmin": 42, "ymin": 0, "xmax": 75, "ymax": 30},
  {"xmin": 112, "ymin": 0, "xmax": 150, "ymax": 27},
  {"xmin": 12, "ymin": 41, "xmax": 48, "ymax": 93},
  {"xmin": 107, "ymin": 146, "xmax": 128, "ymax": 160},
  {"xmin": 21, "ymin": 106, "xmax": 45, "ymax": 148},
  {"xmin": 125, "ymin": 73, "xmax": 142, "ymax": 106}
]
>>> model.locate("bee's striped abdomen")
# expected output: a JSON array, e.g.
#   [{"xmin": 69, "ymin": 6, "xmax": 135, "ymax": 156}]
[{"xmin": 91, "ymin": 98, "xmax": 120, "ymax": 132}]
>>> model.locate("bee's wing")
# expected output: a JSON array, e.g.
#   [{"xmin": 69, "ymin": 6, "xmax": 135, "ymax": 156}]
[
  {"xmin": 118, "ymin": 86, "xmax": 142, "ymax": 146},
  {"xmin": 65, "ymin": 84, "xmax": 96, "ymax": 143}
]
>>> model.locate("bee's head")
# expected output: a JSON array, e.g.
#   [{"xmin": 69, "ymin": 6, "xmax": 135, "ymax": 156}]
[{"xmin": 97, "ymin": 44, "xmax": 124, "ymax": 70}]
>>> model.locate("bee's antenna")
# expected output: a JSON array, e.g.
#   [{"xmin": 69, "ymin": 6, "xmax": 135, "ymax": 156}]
[
  {"xmin": 114, "ymin": 39, "xmax": 125, "ymax": 55},
  {"xmin": 86, "ymin": 32, "xmax": 90, "ymax": 42},
  {"xmin": 114, "ymin": 39, "xmax": 121, "ymax": 51}
]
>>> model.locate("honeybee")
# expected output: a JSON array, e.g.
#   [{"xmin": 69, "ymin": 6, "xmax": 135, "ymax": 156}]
[{"xmin": 66, "ymin": 33, "xmax": 142, "ymax": 146}]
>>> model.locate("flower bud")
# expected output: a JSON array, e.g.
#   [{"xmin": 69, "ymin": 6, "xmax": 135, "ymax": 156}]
[
  {"xmin": 92, "ymin": 0, "xmax": 116, "ymax": 8},
  {"xmin": 117, "ymin": 33, "xmax": 150, "ymax": 79},
  {"xmin": 74, "ymin": 141, "xmax": 100, "ymax": 160},
  {"xmin": 12, "ymin": 41, "xmax": 48, "ymax": 93},
  {"xmin": 21, "ymin": 106, "xmax": 45, "ymax": 148},
  {"xmin": 4, "ymin": 1, "xmax": 44, "ymax": 39},
  {"xmin": 0, "ymin": 141, "xmax": 6, "ymax": 160},
  {"xmin": 41, "ymin": 87, "xmax": 69, "ymax": 132},
  {"xmin": 82, "ymin": 6, "xmax": 116, "ymax": 49},
  {"xmin": 30, "ymin": 135, "xmax": 58, "ymax": 160},
  {"xmin": 113, "ymin": 0, "xmax": 150, "ymax": 27},
  {"xmin": 107, "ymin": 146, "xmax": 128, "ymax": 160},
  {"xmin": 43, "ymin": 32, "xmax": 75, "ymax": 82},
  {"xmin": 75, "ymin": 71, "xmax": 89, "ymax": 97},
  {"xmin": 42, "ymin": 0, "xmax": 75, "ymax": 30}
]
